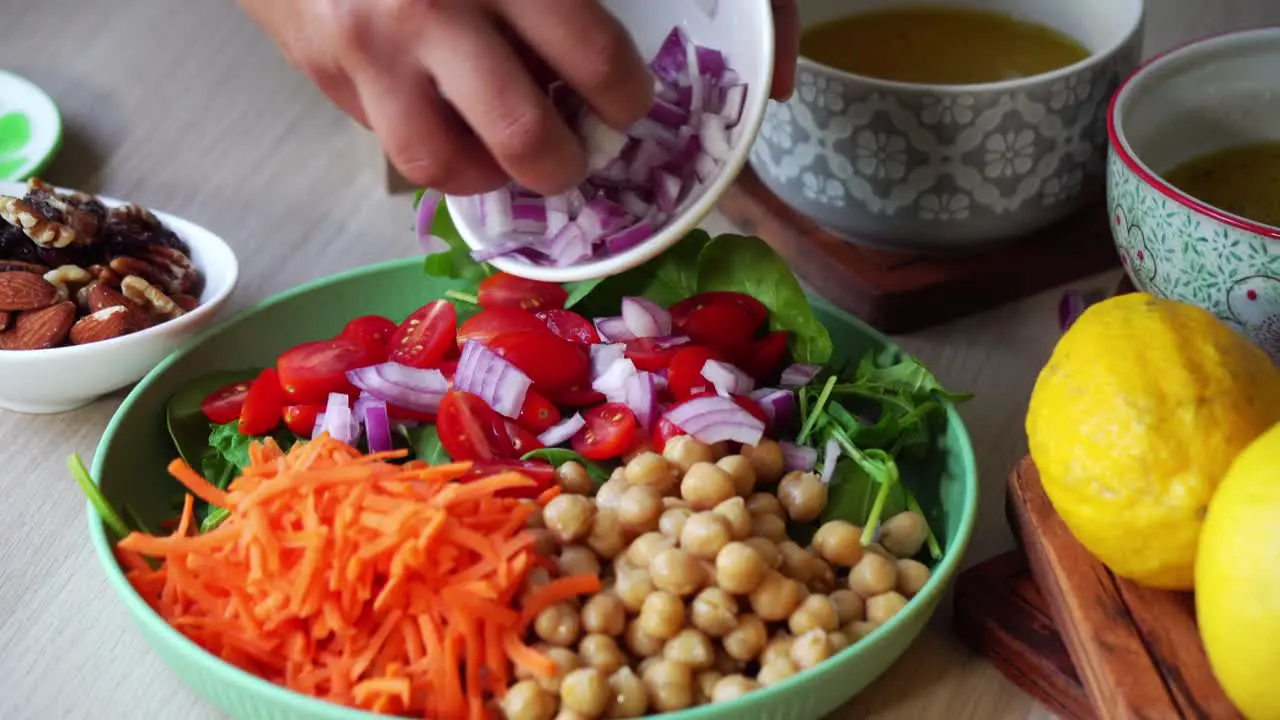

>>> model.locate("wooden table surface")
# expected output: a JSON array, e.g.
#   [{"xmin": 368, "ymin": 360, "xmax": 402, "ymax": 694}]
[{"xmin": 2, "ymin": 0, "xmax": 1271, "ymax": 718}]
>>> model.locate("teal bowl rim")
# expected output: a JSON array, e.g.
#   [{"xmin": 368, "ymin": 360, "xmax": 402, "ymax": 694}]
[{"xmin": 86, "ymin": 256, "xmax": 979, "ymax": 719}]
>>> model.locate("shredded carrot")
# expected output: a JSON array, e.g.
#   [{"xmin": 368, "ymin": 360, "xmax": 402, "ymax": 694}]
[{"xmin": 118, "ymin": 435, "xmax": 597, "ymax": 719}]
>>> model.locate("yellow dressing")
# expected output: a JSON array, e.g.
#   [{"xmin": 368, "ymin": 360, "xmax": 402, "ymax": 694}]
[{"xmin": 1162, "ymin": 142, "xmax": 1280, "ymax": 228}]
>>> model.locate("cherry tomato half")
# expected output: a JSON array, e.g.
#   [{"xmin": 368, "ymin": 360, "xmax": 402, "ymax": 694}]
[
  {"xmin": 486, "ymin": 330, "xmax": 590, "ymax": 394},
  {"xmin": 200, "ymin": 380, "xmax": 251, "ymax": 425},
  {"xmin": 276, "ymin": 338, "xmax": 384, "ymax": 404},
  {"xmin": 732, "ymin": 394, "xmax": 770, "ymax": 427},
  {"xmin": 239, "ymin": 368, "xmax": 287, "ymax": 436},
  {"xmin": 652, "ymin": 415, "xmax": 686, "ymax": 454},
  {"xmin": 517, "ymin": 389, "xmax": 561, "ymax": 434},
  {"xmin": 572, "ymin": 402, "xmax": 639, "ymax": 461},
  {"xmin": 737, "ymin": 331, "xmax": 790, "ymax": 381},
  {"xmin": 536, "ymin": 308, "xmax": 600, "ymax": 345},
  {"xmin": 666, "ymin": 346, "xmax": 724, "ymax": 401},
  {"xmin": 458, "ymin": 307, "xmax": 547, "ymax": 348},
  {"xmin": 459, "ymin": 460, "xmax": 556, "ymax": 499},
  {"xmin": 388, "ymin": 299, "xmax": 458, "ymax": 369},
  {"xmin": 547, "ymin": 383, "xmax": 607, "ymax": 408},
  {"xmin": 387, "ymin": 404, "xmax": 436, "ymax": 424},
  {"xmin": 478, "ymin": 272, "xmax": 568, "ymax": 312},
  {"xmin": 437, "ymin": 390, "xmax": 544, "ymax": 461},
  {"xmin": 670, "ymin": 292, "xmax": 768, "ymax": 335},
  {"xmin": 624, "ymin": 337, "xmax": 681, "ymax": 371},
  {"xmin": 282, "ymin": 403, "xmax": 323, "ymax": 436},
  {"xmin": 678, "ymin": 302, "xmax": 757, "ymax": 359},
  {"xmin": 340, "ymin": 315, "xmax": 398, "ymax": 354}
]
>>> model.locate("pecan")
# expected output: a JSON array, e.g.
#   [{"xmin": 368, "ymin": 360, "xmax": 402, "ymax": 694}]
[
  {"xmin": 171, "ymin": 293, "xmax": 199, "ymax": 312},
  {"xmin": 0, "ymin": 311, "xmax": 8, "ymax": 332},
  {"xmin": 136, "ymin": 244, "xmax": 200, "ymax": 295},
  {"xmin": 24, "ymin": 178, "xmax": 103, "ymax": 243},
  {"xmin": 85, "ymin": 264, "xmax": 121, "ymax": 288},
  {"xmin": 102, "ymin": 202, "xmax": 190, "ymax": 256},
  {"xmin": 108, "ymin": 256, "xmax": 166, "ymax": 289},
  {"xmin": 121, "ymin": 275, "xmax": 184, "ymax": 320},
  {"xmin": 0, "ymin": 196, "xmax": 80, "ymax": 248}
]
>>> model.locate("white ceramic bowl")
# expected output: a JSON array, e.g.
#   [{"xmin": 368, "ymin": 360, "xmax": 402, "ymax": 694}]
[
  {"xmin": 451, "ymin": 0, "xmax": 775, "ymax": 283},
  {"xmin": 0, "ymin": 182, "xmax": 238, "ymax": 413}
]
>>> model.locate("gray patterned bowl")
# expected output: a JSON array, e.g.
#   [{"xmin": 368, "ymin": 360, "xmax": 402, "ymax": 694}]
[
  {"xmin": 1108, "ymin": 27, "xmax": 1280, "ymax": 364},
  {"xmin": 749, "ymin": 0, "xmax": 1145, "ymax": 253}
]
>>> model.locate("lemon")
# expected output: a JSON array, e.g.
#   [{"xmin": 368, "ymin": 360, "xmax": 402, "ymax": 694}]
[
  {"xmin": 1196, "ymin": 422, "xmax": 1280, "ymax": 720},
  {"xmin": 1026, "ymin": 293, "xmax": 1280, "ymax": 589}
]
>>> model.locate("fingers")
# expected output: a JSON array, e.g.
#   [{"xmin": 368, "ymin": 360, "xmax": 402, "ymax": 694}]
[
  {"xmin": 421, "ymin": 8, "xmax": 587, "ymax": 195},
  {"xmin": 770, "ymin": 0, "xmax": 800, "ymax": 100},
  {"xmin": 496, "ymin": 0, "xmax": 653, "ymax": 129},
  {"xmin": 305, "ymin": 65, "xmax": 371, "ymax": 128}
]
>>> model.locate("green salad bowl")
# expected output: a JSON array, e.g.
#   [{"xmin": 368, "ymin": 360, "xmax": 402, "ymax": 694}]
[{"xmin": 87, "ymin": 257, "xmax": 978, "ymax": 720}]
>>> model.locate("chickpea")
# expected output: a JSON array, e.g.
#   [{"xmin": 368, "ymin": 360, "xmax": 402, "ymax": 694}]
[
  {"xmin": 790, "ymin": 629, "xmax": 832, "ymax": 670},
  {"xmin": 531, "ymin": 646, "xmax": 582, "ymax": 693},
  {"xmin": 750, "ymin": 512, "xmax": 788, "ymax": 542},
  {"xmin": 637, "ymin": 657, "xmax": 662, "ymax": 678},
  {"xmin": 557, "ymin": 461, "xmax": 595, "ymax": 495},
  {"xmin": 711, "ymin": 675, "xmax": 761, "ymax": 703},
  {"xmin": 778, "ymin": 541, "xmax": 816, "ymax": 584},
  {"xmin": 555, "ymin": 712, "xmax": 588, "ymax": 720},
  {"xmin": 757, "ymin": 658, "xmax": 798, "ymax": 687},
  {"xmin": 605, "ymin": 667, "xmax": 649, "ymax": 718},
  {"xmin": 722, "ymin": 613, "xmax": 768, "ymax": 661},
  {"xmin": 690, "ymin": 587, "xmax": 738, "ymax": 637},
  {"xmin": 680, "ymin": 462, "xmax": 737, "ymax": 510},
  {"xmin": 749, "ymin": 571, "xmax": 806, "ymax": 621},
  {"xmin": 896, "ymin": 558, "xmax": 932, "ymax": 597},
  {"xmin": 558, "ymin": 546, "xmax": 602, "ymax": 578},
  {"xmin": 535, "ymin": 602, "xmax": 582, "ymax": 647},
  {"xmin": 776, "ymin": 471, "xmax": 828, "ymax": 522},
  {"xmin": 866, "ymin": 591, "xmax": 909, "ymax": 625},
  {"xmin": 714, "ymin": 646, "xmax": 745, "ymax": 675},
  {"xmin": 745, "ymin": 492, "xmax": 784, "ymax": 517},
  {"xmin": 637, "ymin": 591, "xmax": 685, "ymax": 640},
  {"xmin": 641, "ymin": 659, "xmax": 695, "ymax": 713},
  {"xmin": 741, "ymin": 439, "xmax": 786, "ymax": 484},
  {"xmin": 544, "ymin": 495, "xmax": 596, "ymax": 543},
  {"xmin": 712, "ymin": 497, "xmax": 752, "ymax": 540},
  {"xmin": 829, "ymin": 590, "xmax": 866, "ymax": 625},
  {"xmin": 658, "ymin": 507, "xmax": 693, "ymax": 538},
  {"xmin": 650, "ymin": 548, "xmax": 705, "ymax": 596},
  {"xmin": 827, "ymin": 631, "xmax": 851, "ymax": 654},
  {"xmin": 760, "ymin": 634, "xmax": 794, "ymax": 667},
  {"xmin": 624, "ymin": 452, "xmax": 678, "ymax": 493},
  {"xmin": 579, "ymin": 634, "xmax": 627, "ymax": 675},
  {"xmin": 581, "ymin": 594, "xmax": 626, "ymax": 637},
  {"xmin": 714, "ymin": 541, "xmax": 768, "ymax": 595},
  {"xmin": 663, "ymin": 628, "xmax": 715, "ymax": 669},
  {"xmin": 614, "ymin": 567, "xmax": 656, "ymax": 612},
  {"xmin": 809, "ymin": 559, "xmax": 837, "ymax": 593},
  {"xmin": 560, "ymin": 667, "xmax": 609, "ymax": 718},
  {"xmin": 695, "ymin": 670, "xmax": 722, "ymax": 704},
  {"xmin": 625, "ymin": 532, "xmax": 673, "ymax": 569},
  {"xmin": 622, "ymin": 437, "xmax": 654, "ymax": 465},
  {"xmin": 663, "ymin": 435, "xmax": 714, "ymax": 473},
  {"xmin": 595, "ymin": 476, "xmax": 630, "ymax": 511},
  {"xmin": 743, "ymin": 537, "xmax": 782, "ymax": 569},
  {"xmin": 616, "ymin": 484, "xmax": 663, "ymax": 533},
  {"xmin": 586, "ymin": 509, "xmax": 628, "ymax": 559},
  {"xmin": 708, "ymin": 441, "xmax": 731, "ymax": 460},
  {"xmin": 811, "ymin": 520, "xmax": 865, "ymax": 567},
  {"xmin": 528, "ymin": 505, "xmax": 547, "ymax": 530},
  {"xmin": 524, "ymin": 567, "xmax": 553, "ymax": 596},
  {"xmin": 849, "ymin": 552, "xmax": 898, "ymax": 598},
  {"xmin": 788, "ymin": 594, "xmax": 840, "ymax": 635},
  {"xmin": 624, "ymin": 619, "xmax": 666, "ymax": 657},
  {"xmin": 501, "ymin": 680, "xmax": 558, "ymax": 720},
  {"xmin": 715, "ymin": 455, "xmax": 757, "ymax": 497},
  {"xmin": 680, "ymin": 512, "xmax": 733, "ymax": 560},
  {"xmin": 530, "ymin": 529, "xmax": 559, "ymax": 556},
  {"xmin": 878, "ymin": 511, "xmax": 930, "ymax": 559},
  {"xmin": 845, "ymin": 620, "xmax": 880, "ymax": 641}
]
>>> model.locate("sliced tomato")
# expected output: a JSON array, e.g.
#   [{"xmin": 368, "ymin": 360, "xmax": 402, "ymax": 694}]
[
  {"xmin": 282, "ymin": 403, "xmax": 323, "ymax": 436},
  {"xmin": 517, "ymin": 389, "xmax": 561, "ymax": 434},
  {"xmin": 666, "ymin": 346, "xmax": 724, "ymax": 400},
  {"xmin": 478, "ymin": 272, "xmax": 569, "ymax": 312},
  {"xmin": 276, "ymin": 338, "xmax": 383, "ymax": 404},
  {"xmin": 459, "ymin": 460, "xmax": 556, "ymax": 499},
  {"xmin": 732, "ymin": 394, "xmax": 770, "ymax": 427},
  {"xmin": 536, "ymin": 308, "xmax": 600, "ymax": 345},
  {"xmin": 437, "ymin": 390, "xmax": 544, "ymax": 461},
  {"xmin": 485, "ymin": 330, "xmax": 590, "ymax": 393},
  {"xmin": 677, "ymin": 301, "xmax": 758, "ymax": 359},
  {"xmin": 652, "ymin": 415, "xmax": 686, "ymax": 454},
  {"xmin": 547, "ymin": 383, "xmax": 607, "ymax": 408},
  {"xmin": 340, "ymin": 315, "xmax": 398, "ymax": 354},
  {"xmin": 458, "ymin": 307, "xmax": 547, "ymax": 347},
  {"xmin": 388, "ymin": 299, "xmax": 457, "ymax": 369},
  {"xmin": 671, "ymin": 292, "xmax": 768, "ymax": 335},
  {"xmin": 738, "ymin": 331, "xmax": 790, "ymax": 381},
  {"xmin": 387, "ymin": 404, "xmax": 436, "ymax": 424},
  {"xmin": 200, "ymin": 380, "xmax": 251, "ymax": 425},
  {"xmin": 438, "ymin": 360, "xmax": 458, "ymax": 383},
  {"xmin": 239, "ymin": 368, "xmax": 287, "ymax": 436},
  {"xmin": 624, "ymin": 337, "xmax": 681, "ymax": 371},
  {"xmin": 572, "ymin": 402, "xmax": 638, "ymax": 461}
]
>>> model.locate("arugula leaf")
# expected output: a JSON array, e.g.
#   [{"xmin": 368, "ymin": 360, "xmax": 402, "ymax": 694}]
[
  {"xmin": 405, "ymin": 425, "xmax": 452, "ymax": 465},
  {"xmin": 695, "ymin": 234, "xmax": 834, "ymax": 364},
  {"xmin": 819, "ymin": 458, "xmax": 907, "ymax": 530},
  {"xmin": 521, "ymin": 448, "xmax": 612, "ymax": 486},
  {"xmin": 423, "ymin": 203, "xmax": 492, "ymax": 283},
  {"xmin": 571, "ymin": 229, "xmax": 711, "ymax": 316},
  {"xmin": 165, "ymin": 369, "xmax": 260, "ymax": 471}
]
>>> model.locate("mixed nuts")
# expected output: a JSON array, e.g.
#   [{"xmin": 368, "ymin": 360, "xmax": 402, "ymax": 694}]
[{"xmin": 0, "ymin": 179, "xmax": 203, "ymax": 350}]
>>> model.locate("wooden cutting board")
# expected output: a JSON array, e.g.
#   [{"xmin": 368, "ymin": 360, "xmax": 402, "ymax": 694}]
[{"xmin": 953, "ymin": 458, "xmax": 1242, "ymax": 720}]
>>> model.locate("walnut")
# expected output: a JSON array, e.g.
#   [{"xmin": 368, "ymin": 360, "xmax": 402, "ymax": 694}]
[
  {"xmin": 24, "ymin": 178, "xmax": 104, "ymax": 242},
  {"xmin": 43, "ymin": 265, "xmax": 92, "ymax": 304},
  {"xmin": 138, "ymin": 244, "xmax": 201, "ymax": 295},
  {"xmin": 0, "ymin": 196, "xmax": 80, "ymax": 248},
  {"xmin": 121, "ymin": 275, "xmax": 183, "ymax": 320}
]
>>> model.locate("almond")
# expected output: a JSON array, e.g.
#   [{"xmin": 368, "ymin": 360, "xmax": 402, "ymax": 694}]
[
  {"xmin": 0, "ymin": 301, "xmax": 75, "ymax": 350},
  {"xmin": 69, "ymin": 305, "xmax": 136, "ymax": 345},
  {"xmin": 86, "ymin": 282, "xmax": 151, "ymax": 329},
  {"xmin": 0, "ymin": 271, "xmax": 58, "ymax": 311}
]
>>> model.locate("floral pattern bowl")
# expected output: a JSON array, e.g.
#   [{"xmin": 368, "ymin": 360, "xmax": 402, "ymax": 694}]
[
  {"xmin": 1108, "ymin": 27, "xmax": 1280, "ymax": 363},
  {"xmin": 750, "ymin": 0, "xmax": 1144, "ymax": 253}
]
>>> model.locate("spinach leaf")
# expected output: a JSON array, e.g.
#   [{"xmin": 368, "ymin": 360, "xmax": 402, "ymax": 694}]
[
  {"xmin": 819, "ymin": 458, "xmax": 907, "ymax": 528},
  {"xmin": 423, "ymin": 203, "xmax": 493, "ymax": 283},
  {"xmin": 199, "ymin": 421, "xmax": 256, "ymax": 492},
  {"xmin": 405, "ymin": 425, "xmax": 452, "ymax": 465},
  {"xmin": 521, "ymin": 448, "xmax": 612, "ymax": 486},
  {"xmin": 851, "ymin": 352, "xmax": 973, "ymax": 404},
  {"xmin": 165, "ymin": 369, "xmax": 260, "ymax": 470},
  {"xmin": 571, "ymin": 230, "xmax": 711, "ymax": 317},
  {"xmin": 695, "ymin": 234, "xmax": 834, "ymax": 364}
]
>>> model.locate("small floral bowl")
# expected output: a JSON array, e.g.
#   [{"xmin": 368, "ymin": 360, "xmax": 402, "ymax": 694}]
[
  {"xmin": 1108, "ymin": 27, "xmax": 1280, "ymax": 363},
  {"xmin": 749, "ymin": 0, "xmax": 1145, "ymax": 253}
]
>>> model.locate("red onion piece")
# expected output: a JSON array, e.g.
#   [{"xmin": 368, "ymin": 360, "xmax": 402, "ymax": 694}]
[
  {"xmin": 780, "ymin": 441, "xmax": 817, "ymax": 472},
  {"xmin": 538, "ymin": 413, "xmax": 586, "ymax": 447},
  {"xmin": 364, "ymin": 400, "xmax": 393, "ymax": 454},
  {"xmin": 415, "ymin": 190, "xmax": 447, "ymax": 253},
  {"xmin": 665, "ymin": 395, "xmax": 764, "ymax": 446},
  {"xmin": 347, "ymin": 362, "xmax": 449, "ymax": 415},
  {"xmin": 749, "ymin": 388, "xmax": 796, "ymax": 431},
  {"xmin": 780, "ymin": 363, "xmax": 821, "ymax": 389},
  {"xmin": 624, "ymin": 371, "xmax": 659, "ymax": 431},
  {"xmin": 701, "ymin": 359, "xmax": 755, "ymax": 395},
  {"xmin": 590, "ymin": 343, "xmax": 628, "ymax": 381},
  {"xmin": 594, "ymin": 316, "xmax": 636, "ymax": 343},
  {"xmin": 454, "ymin": 340, "xmax": 532, "ymax": 419},
  {"xmin": 591, "ymin": 357, "xmax": 638, "ymax": 403},
  {"xmin": 316, "ymin": 392, "xmax": 359, "ymax": 445},
  {"xmin": 621, "ymin": 296, "xmax": 673, "ymax": 338},
  {"xmin": 819, "ymin": 437, "xmax": 841, "ymax": 484}
]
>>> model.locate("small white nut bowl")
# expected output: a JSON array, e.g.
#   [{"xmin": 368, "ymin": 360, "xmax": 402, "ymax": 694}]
[{"xmin": 0, "ymin": 182, "xmax": 238, "ymax": 414}]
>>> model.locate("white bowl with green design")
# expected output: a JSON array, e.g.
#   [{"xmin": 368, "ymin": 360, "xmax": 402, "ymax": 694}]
[
  {"xmin": 0, "ymin": 70, "xmax": 61, "ymax": 182},
  {"xmin": 1108, "ymin": 28, "xmax": 1280, "ymax": 363}
]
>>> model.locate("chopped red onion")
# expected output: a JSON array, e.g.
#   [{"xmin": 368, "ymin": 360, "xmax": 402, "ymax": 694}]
[
  {"xmin": 749, "ymin": 388, "xmax": 796, "ymax": 431},
  {"xmin": 364, "ymin": 400, "xmax": 393, "ymax": 453},
  {"xmin": 665, "ymin": 395, "xmax": 764, "ymax": 446},
  {"xmin": 590, "ymin": 343, "xmax": 627, "ymax": 381},
  {"xmin": 701, "ymin": 359, "xmax": 755, "ymax": 395},
  {"xmin": 592, "ymin": 357, "xmax": 638, "ymax": 403},
  {"xmin": 454, "ymin": 340, "xmax": 532, "ymax": 419},
  {"xmin": 315, "ymin": 392, "xmax": 359, "ymax": 445},
  {"xmin": 780, "ymin": 441, "xmax": 817, "ymax": 472},
  {"xmin": 621, "ymin": 296, "xmax": 672, "ymax": 338},
  {"xmin": 624, "ymin": 371, "xmax": 659, "ymax": 430},
  {"xmin": 415, "ymin": 189, "xmax": 447, "ymax": 253},
  {"xmin": 594, "ymin": 316, "xmax": 636, "ymax": 343},
  {"xmin": 347, "ymin": 362, "xmax": 449, "ymax": 415},
  {"xmin": 819, "ymin": 437, "xmax": 841, "ymax": 484},
  {"xmin": 780, "ymin": 363, "xmax": 821, "ymax": 389},
  {"xmin": 538, "ymin": 413, "xmax": 586, "ymax": 447}
]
